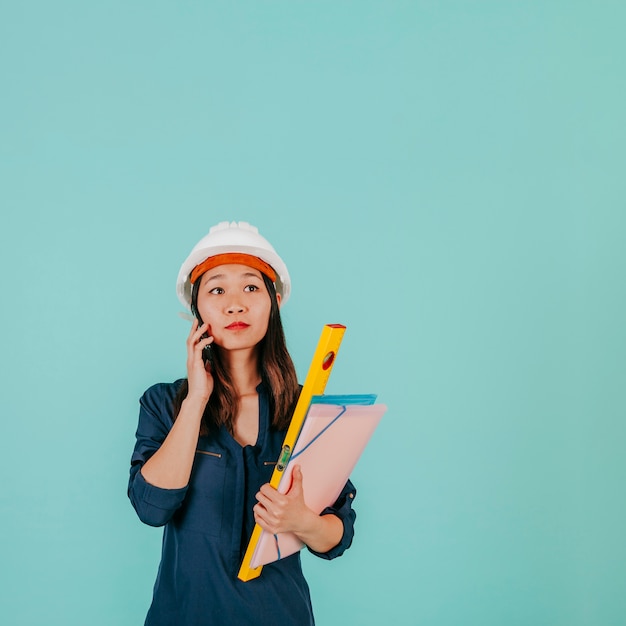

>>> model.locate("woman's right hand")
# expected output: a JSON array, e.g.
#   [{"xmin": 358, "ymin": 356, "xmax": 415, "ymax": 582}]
[
  {"xmin": 186, "ymin": 319, "xmax": 215, "ymax": 402},
  {"xmin": 140, "ymin": 318, "xmax": 214, "ymax": 490}
]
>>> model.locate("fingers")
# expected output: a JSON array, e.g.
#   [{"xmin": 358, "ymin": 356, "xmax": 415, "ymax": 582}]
[
  {"xmin": 290, "ymin": 465, "xmax": 303, "ymax": 489},
  {"xmin": 185, "ymin": 319, "xmax": 215, "ymax": 399},
  {"xmin": 187, "ymin": 320, "xmax": 211, "ymax": 346},
  {"xmin": 255, "ymin": 485, "xmax": 278, "ymax": 510},
  {"xmin": 253, "ymin": 482, "xmax": 305, "ymax": 535},
  {"xmin": 255, "ymin": 486, "xmax": 283, "ymax": 522},
  {"xmin": 253, "ymin": 499, "xmax": 282, "ymax": 534},
  {"xmin": 186, "ymin": 321, "xmax": 213, "ymax": 358},
  {"xmin": 187, "ymin": 316, "xmax": 199, "ymax": 339},
  {"xmin": 255, "ymin": 483, "xmax": 293, "ymax": 514},
  {"xmin": 253, "ymin": 503, "xmax": 272, "ymax": 531}
]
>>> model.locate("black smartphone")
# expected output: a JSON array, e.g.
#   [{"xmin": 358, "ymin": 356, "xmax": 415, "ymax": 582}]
[
  {"xmin": 191, "ymin": 305, "xmax": 213, "ymax": 366},
  {"xmin": 201, "ymin": 335, "xmax": 213, "ymax": 366}
]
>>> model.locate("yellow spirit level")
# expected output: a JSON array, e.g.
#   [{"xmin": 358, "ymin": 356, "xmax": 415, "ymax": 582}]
[{"xmin": 237, "ymin": 323, "xmax": 346, "ymax": 581}]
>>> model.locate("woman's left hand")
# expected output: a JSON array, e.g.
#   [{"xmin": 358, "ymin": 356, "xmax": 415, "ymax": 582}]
[
  {"xmin": 253, "ymin": 465, "xmax": 314, "ymax": 536},
  {"xmin": 253, "ymin": 465, "xmax": 344, "ymax": 552}
]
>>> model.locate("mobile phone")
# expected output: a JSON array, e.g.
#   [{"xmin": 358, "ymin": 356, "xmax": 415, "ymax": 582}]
[
  {"xmin": 191, "ymin": 305, "xmax": 213, "ymax": 366},
  {"xmin": 201, "ymin": 337, "xmax": 213, "ymax": 366}
]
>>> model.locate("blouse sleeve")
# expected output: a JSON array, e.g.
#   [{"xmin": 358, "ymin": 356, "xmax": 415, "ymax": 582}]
[
  {"xmin": 306, "ymin": 479, "xmax": 357, "ymax": 560},
  {"xmin": 127, "ymin": 382, "xmax": 188, "ymax": 527}
]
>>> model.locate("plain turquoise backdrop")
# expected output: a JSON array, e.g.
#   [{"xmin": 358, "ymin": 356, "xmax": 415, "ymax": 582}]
[{"xmin": 1, "ymin": 2, "xmax": 625, "ymax": 625}]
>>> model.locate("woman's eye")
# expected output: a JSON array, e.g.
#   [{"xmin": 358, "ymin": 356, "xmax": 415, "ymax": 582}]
[
  {"xmin": 209, "ymin": 287, "xmax": 224, "ymax": 295},
  {"xmin": 244, "ymin": 284, "xmax": 259, "ymax": 292}
]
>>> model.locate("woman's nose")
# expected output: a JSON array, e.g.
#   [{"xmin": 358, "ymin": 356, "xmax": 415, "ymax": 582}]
[{"xmin": 226, "ymin": 302, "xmax": 245, "ymax": 314}]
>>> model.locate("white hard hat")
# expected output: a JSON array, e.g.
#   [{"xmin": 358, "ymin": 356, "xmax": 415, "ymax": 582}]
[{"xmin": 176, "ymin": 221, "xmax": 291, "ymax": 310}]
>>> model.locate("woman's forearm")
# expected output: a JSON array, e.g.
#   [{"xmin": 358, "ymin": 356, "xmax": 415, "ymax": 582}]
[
  {"xmin": 293, "ymin": 511, "xmax": 344, "ymax": 554},
  {"xmin": 140, "ymin": 394, "xmax": 207, "ymax": 489}
]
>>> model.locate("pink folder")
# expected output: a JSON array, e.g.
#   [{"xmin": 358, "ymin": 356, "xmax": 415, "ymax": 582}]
[{"xmin": 250, "ymin": 396, "xmax": 386, "ymax": 568}]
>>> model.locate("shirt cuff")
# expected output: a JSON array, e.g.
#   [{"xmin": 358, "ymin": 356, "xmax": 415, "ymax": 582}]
[
  {"xmin": 307, "ymin": 487, "xmax": 357, "ymax": 561},
  {"xmin": 129, "ymin": 467, "xmax": 188, "ymax": 527}
]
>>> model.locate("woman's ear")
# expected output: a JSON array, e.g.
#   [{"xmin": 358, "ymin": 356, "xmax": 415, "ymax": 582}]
[{"xmin": 276, "ymin": 292, "xmax": 282, "ymax": 308}]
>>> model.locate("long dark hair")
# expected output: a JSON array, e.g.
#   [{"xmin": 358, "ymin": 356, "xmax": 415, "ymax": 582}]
[{"xmin": 172, "ymin": 272, "xmax": 299, "ymax": 436}]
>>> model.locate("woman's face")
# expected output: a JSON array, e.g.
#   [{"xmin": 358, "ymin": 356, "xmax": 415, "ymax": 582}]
[{"xmin": 195, "ymin": 263, "xmax": 279, "ymax": 354}]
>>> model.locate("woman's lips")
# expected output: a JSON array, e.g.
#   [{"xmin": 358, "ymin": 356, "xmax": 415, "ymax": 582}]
[{"xmin": 225, "ymin": 322, "xmax": 250, "ymax": 330}]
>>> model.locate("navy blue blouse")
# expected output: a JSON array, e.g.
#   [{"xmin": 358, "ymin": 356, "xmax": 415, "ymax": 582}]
[{"xmin": 128, "ymin": 380, "xmax": 356, "ymax": 625}]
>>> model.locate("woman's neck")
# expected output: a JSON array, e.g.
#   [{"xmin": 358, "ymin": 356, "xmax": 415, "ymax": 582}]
[{"xmin": 222, "ymin": 348, "xmax": 262, "ymax": 397}]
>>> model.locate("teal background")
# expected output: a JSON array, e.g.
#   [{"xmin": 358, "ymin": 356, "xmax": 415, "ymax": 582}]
[{"xmin": 1, "ymin": 2, "xmax": 625, "ymax": 624}]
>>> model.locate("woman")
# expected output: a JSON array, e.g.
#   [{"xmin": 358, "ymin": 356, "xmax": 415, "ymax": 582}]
[{"xmin": 128, "ymin": 221, "xmax": 356, "ymax": 625}]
